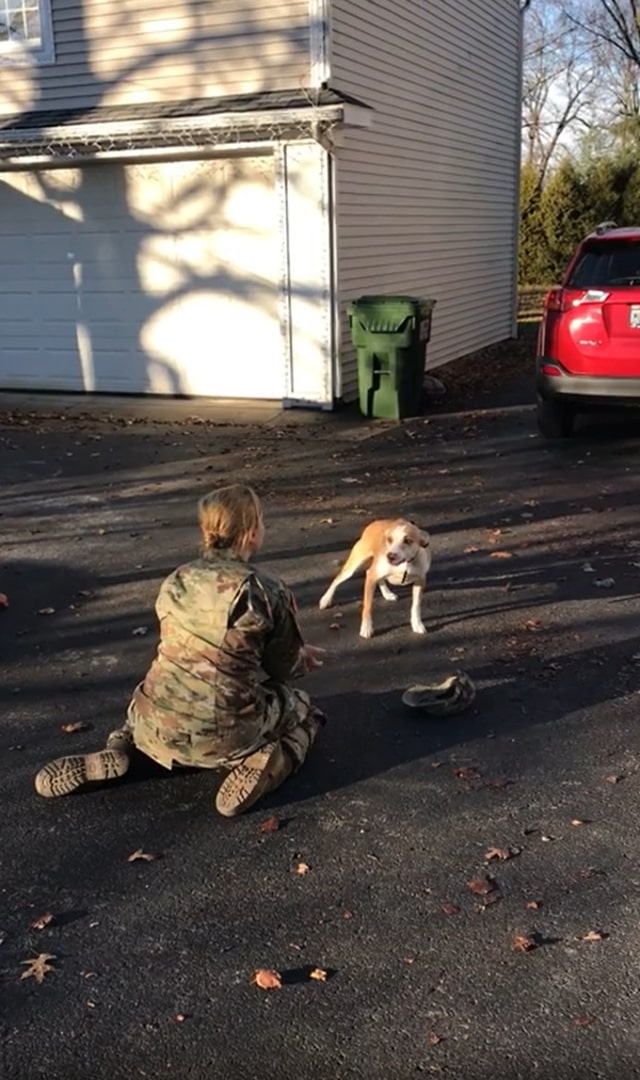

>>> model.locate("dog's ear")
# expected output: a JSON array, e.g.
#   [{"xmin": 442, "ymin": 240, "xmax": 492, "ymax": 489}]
[{"xmin": 417, "ymin": 529, "xmax": 430, "ymax": 548}]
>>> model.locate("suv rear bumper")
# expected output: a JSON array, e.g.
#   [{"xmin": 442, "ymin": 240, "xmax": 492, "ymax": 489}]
[{"xmin": 536, "ymin": 358, "xmax": 640, "ymax": 408}]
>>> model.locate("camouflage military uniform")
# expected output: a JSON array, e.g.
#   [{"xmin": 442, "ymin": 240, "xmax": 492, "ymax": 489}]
[{"xmin": 124, "ymin": 554, "xmax": 324, "ymax": 772}]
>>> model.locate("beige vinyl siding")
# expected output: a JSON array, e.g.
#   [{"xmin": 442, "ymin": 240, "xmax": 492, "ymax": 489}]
[
  {"xmin": 330, "ymin": 0, "xmax": 521, "ymax": 400},
  {"xmin": 0, "ymin": 0, "xmax": 311, "ymax": 115}
]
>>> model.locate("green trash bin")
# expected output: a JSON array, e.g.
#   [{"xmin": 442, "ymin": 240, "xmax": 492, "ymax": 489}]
[{"xmin": 348, "ymin": 295, "xmax": 436, "ymax": 420}]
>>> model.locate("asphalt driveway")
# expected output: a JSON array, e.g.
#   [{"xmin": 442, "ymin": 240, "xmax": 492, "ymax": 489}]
[{"xmin": 2, "ymin": 372, "xmax": 640, "ymax": 1080}]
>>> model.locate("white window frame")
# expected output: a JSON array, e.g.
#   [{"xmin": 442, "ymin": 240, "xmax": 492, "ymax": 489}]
[{"xmin": 0, "ymin": 0, "xmax": 55, "ymax": 65}]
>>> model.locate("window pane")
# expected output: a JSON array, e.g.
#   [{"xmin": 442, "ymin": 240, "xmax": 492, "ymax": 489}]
[{"xmin": 568, "ymin": 241, "xmax": 640, "ymax": 288}]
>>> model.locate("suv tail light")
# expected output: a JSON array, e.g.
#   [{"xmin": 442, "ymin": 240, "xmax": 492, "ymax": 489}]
[
  {"xmin": 544, "ymin": 288, "xmax": 565, "ymax": 311},
  {"xmin": 544, "ymin": 288, "xmax": 610, "ymax": 312}
]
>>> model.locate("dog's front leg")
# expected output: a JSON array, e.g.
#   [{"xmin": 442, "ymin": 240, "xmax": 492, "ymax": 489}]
[
  {"xmin": 359, "ymin": 569, "xmax": 378, "ymax": 638},
  {"xmin": 378, "ymin": 580, "xmax": 398, "ymax": 602},
  {"xmin": 410, "ymin": 583, "xmax": 427, "ymax": 635}
]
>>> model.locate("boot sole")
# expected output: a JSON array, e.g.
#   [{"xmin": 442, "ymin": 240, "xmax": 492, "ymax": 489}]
[
  {"xmin": 215, "ymin": 742, "xmax": 288, "ymax": 818},
  {"xmin": 34, "ymin": 749, "xmax": 130, "ymax": 799}
]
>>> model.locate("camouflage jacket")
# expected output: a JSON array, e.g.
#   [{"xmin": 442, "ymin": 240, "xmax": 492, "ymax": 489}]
[{"xmin": 128, "ymin": 554, "xmax": 305, "ymax": 763}]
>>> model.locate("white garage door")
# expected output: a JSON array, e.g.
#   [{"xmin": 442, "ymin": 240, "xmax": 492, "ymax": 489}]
[{"xmin": 0, "ymin": 156, "xmax": 283, "ymax": 398}]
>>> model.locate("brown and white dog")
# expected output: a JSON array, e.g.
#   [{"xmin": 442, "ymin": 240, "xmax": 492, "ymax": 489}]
[{"xmin": 319, "ymin": 518, "xmax": 432, "ymax": 639}]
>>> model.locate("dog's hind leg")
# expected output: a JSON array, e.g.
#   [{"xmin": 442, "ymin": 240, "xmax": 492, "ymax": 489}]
[
  {"xmin": 319, "ymin": 540, "xmax": 370, "ymax": 610},
  {"xmin": 378, "ymin": 581, "xmax": 398, "ymax": 602},
  {"xmin": 359, "ymin": 567, "xmax": 378, "ymax": 638}
]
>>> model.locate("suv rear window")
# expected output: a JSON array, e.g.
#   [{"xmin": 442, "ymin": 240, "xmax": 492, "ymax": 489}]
[{"xmin": 568, "ymin": 240, "xmax": 640, "ymax": 287}]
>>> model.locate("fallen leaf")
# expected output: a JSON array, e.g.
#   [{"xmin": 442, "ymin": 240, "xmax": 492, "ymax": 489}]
[
  {"xmin": 329, "ymin": 623, "xmax": 342, "ymax": 631},
  {"xmin": 541, "ymin": 835, "xmax": 555, "ymax": 843},
  {"xmin": 594, "ymin": 578, "xmax": 615, "ymax": 589},
  {"xmin": 0, "ymin": 593, "xmax": 8, "ymax": 609},
  {"xmin": 20, "ymin": 953, "xmax": 57, "ymax": 983},
  {"xmin": 524, "ymin": 619, "xmax": 542, "ymax": 632},
  {"xmin": 571, "ymin": 819, "xmax": 588, "ymax": 827},
  {"xmin": 0, "ymin": 931, "xmax": 7, "ymax": 945},
  {"xmin": 477, "ymin": 891, "xmax": 502, "ymax": 910},
  {"xmin": 37, "ymin": 607, "xmax": 55, "ymax": 616},
  {"xmin": 606, "ymin": 774, "xmax": 623, "ymax": 784},
  {"xmin": 484, "ymin": 846, "xmax": 521, "ymax": 862},
  {"xmin": 296, "ymin": 862, "xmax": 311, "ymax": 875},
  {"xmin": 29, "ymin": 913, "xmax": 54, "ymax": 931},
  {"xmin": 581, "ymin": 930, "xmax": 607, "ymax": 942},
  {"xmin": 252, "ymin": 969, "xmax": 282, "ymax": 990},
  {"xmin": 484, "ymin": 778, "xmax": 514, "ymax": 790},
  {"xmin": 441, "ymin": 903, "xmax": 461, "ymax": 916},
  {"xmin": 127, "ymin": 849, "xmax": 158, "ymax": 863},
  {"xmin": 466, "ymin": 876, "xmax": 496, "ymax": 896},
  {"xmin": 342, "ymin": 910, "xmax": 353, "ymax": 920},
  {"xmin": 430, "ymin": 760, "xmax": 445, "ymax": 769},
  {"xmin": 464, "ymin": 546, "xmax": 480, "ymax": 554},
  {"xmin": 174, "ymin": 1014, "xmax": 187, "ymax": 1022},
  {"xmin": 427, "ymin": 1034, "xmax": 444, "ymax": 1046},
  {"xmin": 61, "ymin": 722, "xmax": 89, "ymax": 734},
  {"xmin": 132, "ymin": 626, "xmax": 149, "ymax": 637},
  {"xmin": 490, "ymin": 551, "xmax": 513, "ymax": 559},
  {"xmin": 526, "ymin": 900, "xmax": 542, "ymax": 910},
  {"xmin": 259, "ymin": 816, "xmax": 280, "ymax": 834},
  {"xmin": 309, "ymin": 968, "xmax": 327, "ymax": 982},
  {"xmin": 454, "ymin": 766, "xmax": 480, "ymax": 781},
  {"xmin": 573, "ymin": 1015, "xmax": 596, "ymax": 1027},
  {"xmin": 513, "ymin": 933, "xmax": 537, "ymax": 953}
]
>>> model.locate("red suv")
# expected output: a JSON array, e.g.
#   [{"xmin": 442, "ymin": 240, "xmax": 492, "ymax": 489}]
[{"xmin": 536, "ymin": 223, "xmax": 640, "ymax": 437}]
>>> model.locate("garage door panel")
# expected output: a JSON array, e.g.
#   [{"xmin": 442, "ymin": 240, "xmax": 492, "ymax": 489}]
[{"xmin": 0, "ymin": 157, "xmax": 282, "ymax": 398}]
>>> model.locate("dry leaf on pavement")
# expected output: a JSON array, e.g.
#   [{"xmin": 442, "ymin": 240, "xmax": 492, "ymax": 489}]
[
  {"xmin": 252, "ymin": 969, "xmax": 282, "ymax": 990},
  {"xmin": 127, "ymin": 849, "xmax": 158, "ymax": 863},
  {"xmin": 526, "ymin": 900, "xmax": 542, "ymax": 910},
  {"xmin": 581, "ymin": 930, "xmax": 607, "ymax": 942},
  {"xmin": 490, "ymin": 551, "xmax": 513, "ymax": 559},
  {"xmin": 296, "ymin": 862, "xmax": 310, "ymax": 875},
  {"xmin": 61, "ymin": 722, "xmax": 89, "ymax": 734},
  {"xmin": 20, "ymin": 953, "xmax": 57, "ymax": 983},
  {"xmin": 606, "ymin": 774, "xmax": 623, "ymax": 784},
  {"xmin": 37, "ymin": 607, "xmax": 56, "ymax": 616},
  {"xmin": 571, "ymin": 819, "xmax": 589, "ymax": 826},
  {"xmin": 309, "ymin": 968, "xmax": 327, "ymax": 982},
  {"xmin": 259, "ymin": 816, "xmax": 280, "ymax": 834},
  {"xmin": 441, "ymin": 904, "xmax": 461, "ymax": 916},
  {"xmin": 484, "ymin": 778, "xmax": 514, "ymax": 790},
  {"xmin": 0, "ymin": 593, "xmax": 9, "ymax": 609},
  {"xmin": 427, "ymin": 1035, "xmax": 444, "ymax": 1046},
  {"xmin": 466, "ymin": 876, "xmax": 496, "ymax": 896},
  {"xmin": 573, "ymin": 1015, "xmax": 596, "ymax": 1027},
  {"xmin": 453, "ymin": 766, "xmax": 480, "ymax": 781},
  {"xmin": 513, "ymin": 934, "xmax": 537, "ymax": 953},
  {"xmin": 484, "ymin": 846, "xmax": 521, "ymax": 862},
  {"xmin": 29, "ymin": 913, "xmax": 54, "ymax": 930}
]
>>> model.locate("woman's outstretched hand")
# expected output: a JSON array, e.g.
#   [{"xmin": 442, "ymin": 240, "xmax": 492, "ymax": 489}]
[{"xmin": 299, "ymin": 644, "xmax": 326, "ymax": 673}]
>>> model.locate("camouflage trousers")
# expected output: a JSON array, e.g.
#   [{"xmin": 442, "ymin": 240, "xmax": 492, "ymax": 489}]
[{"xmin": 123, "ymin": 680, "xmax": 326, "ymax": 773}]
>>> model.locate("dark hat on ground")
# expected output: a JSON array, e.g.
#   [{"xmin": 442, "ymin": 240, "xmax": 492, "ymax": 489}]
[{"xmin": 401, "ymin": 671, "xmax": 476, "ymax": 716}]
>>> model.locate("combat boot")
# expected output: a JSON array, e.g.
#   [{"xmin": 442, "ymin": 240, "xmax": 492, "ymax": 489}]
[
  {"xmin": 34, "ymin": 725, "xmax": 134, "ymax": 799},
  {"xmin": 215, "ymin": 740, "xmax": 295, "ymax": 818}
]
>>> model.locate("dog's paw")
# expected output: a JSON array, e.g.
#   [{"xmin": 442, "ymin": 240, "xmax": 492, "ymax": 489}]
[
  {"xmin": 380, "ymin": 585, "xmax": 398, "ymax": 602},
  {"xmin": 411, "ymin": 621, "xmax": 427, "ymax": 635},
  {"xmin": 319, "ymin": 592, "xmax": 332, "ymax": 610},
  {"xmin": 359, "ymin": 620, "xmax": 374, "ymax": 639}
]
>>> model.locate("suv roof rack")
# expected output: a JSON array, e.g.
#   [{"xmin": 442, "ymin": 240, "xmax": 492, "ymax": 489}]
[{"xmin": 594, "ymin": 221, "xmax": 617, "ymax": 235}]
